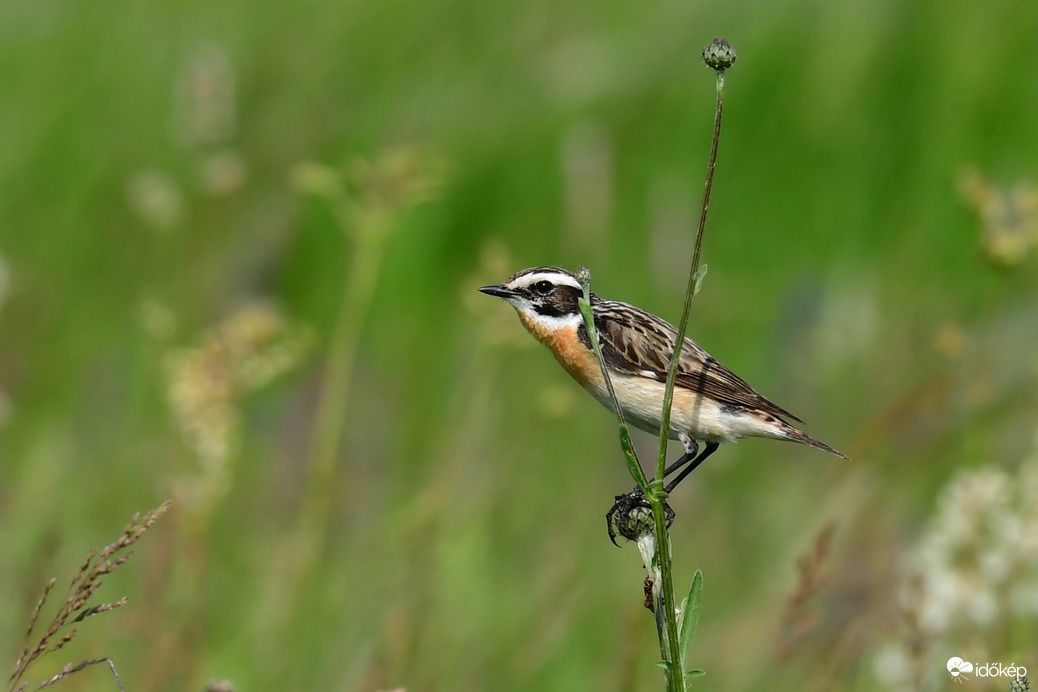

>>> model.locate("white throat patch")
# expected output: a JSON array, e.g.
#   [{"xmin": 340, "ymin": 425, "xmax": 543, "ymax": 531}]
[{"xmin": 512, "ymin": 305, "xmax": 583, "ymax": 331}]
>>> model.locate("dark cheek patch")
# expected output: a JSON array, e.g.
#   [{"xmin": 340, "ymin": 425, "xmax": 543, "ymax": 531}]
[
  {"xmin": 535, "ymin": 302, "xmax": 567, "ymax": 318},
  {"xmin": 533, "ymin": 286, "xmax": 581, "ymax": 318}
]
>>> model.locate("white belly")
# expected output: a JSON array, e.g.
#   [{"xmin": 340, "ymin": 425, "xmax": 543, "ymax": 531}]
[{"xmin": 585, "ymin": 371, "xmax": 787, "ymax": 443}]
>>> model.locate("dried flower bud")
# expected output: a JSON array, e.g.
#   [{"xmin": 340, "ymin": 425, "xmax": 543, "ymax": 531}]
[
  {"xmin": 620, "ymin": 504, "xmax": 654, "ymax": 541},
  {"xmin": 702, "ymin": 37, "xmax": 737, "ymax": 71},
  {"xmin": 606, "ymin": 490, "xmax": 675, "ymax": 544}
]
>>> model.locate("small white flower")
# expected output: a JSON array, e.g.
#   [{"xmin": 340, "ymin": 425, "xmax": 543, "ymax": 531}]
[
  {"xmin": 1009, "ymin": 582, "xmax": 1038, "ymax": 615},
  {"xmin": 979, "ymin": 547, "xmax": 1011, "ymax": 583},
  {"xmin": 966, "ymin": 588, "xmax": 999, "ymax": 626},
  {"xmin": 872, "ymin": 643, "xmax": 912, "ymax": 688},
  {"xmin": 914, "ymin": 571, "xmax": 956, "ymax": 634}
]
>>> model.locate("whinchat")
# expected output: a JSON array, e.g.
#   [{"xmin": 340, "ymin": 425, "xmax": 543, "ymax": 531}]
[{"xmin": 480, "ymin": 266, "xmax": 846, "ymax": 491}]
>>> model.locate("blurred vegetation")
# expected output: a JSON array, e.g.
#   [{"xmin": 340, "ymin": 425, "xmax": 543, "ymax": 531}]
[{"xmin": 2, "ymin": 0, "xmax": 1037, "ymax": 690}]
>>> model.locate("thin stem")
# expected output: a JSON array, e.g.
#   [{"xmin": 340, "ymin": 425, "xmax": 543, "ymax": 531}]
[
  {"xmin": 577, "ymin": 276, "xmax": 650, "ymax": 492},
  {"xmin": 651, "ymin": 495, "xmax": 683, "ymax": 691},
  {"xmin": 649, "ymin": 59, "xmax": 729, "ymax": 691},
  {"xmin": 642, "ymin": 532, "xmax": 675, "ymax": 691},
  {"xmin": 652, "ymin": 598, "xmax": 671, "ymax": 688},
  {"xmin": 580, "ymin": 41, "xmax": 733, "ymax": 691},
  {"xmin": 577, "ymin": 272, "xmax": 683, "ymax": 692},
  {"xmin": 297, "ymin": 211, "xmax": 387, "ymax": 575},
  {"xmin": 654, "ymin": 70, "xmax": 726, "ymax": 483}
]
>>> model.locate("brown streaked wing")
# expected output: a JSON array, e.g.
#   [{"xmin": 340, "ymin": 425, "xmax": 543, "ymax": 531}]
[{"xmin": 591, "ymin": 299, "xmax": 804, "ymax": 424}]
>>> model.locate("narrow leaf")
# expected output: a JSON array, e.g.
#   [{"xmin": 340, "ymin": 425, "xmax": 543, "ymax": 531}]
[
  {"xmin": 678, "ymin": 569, "xmax": 704, "ymax": 670},
  {"xmin": 619, "ymin": 426, "xmax": 648, "ymax": 492},
  {"xmin": 691, "ymin": 264, "xmax": 708, "ymax": 296}
]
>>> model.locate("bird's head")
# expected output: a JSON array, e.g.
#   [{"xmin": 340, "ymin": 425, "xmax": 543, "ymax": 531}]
[{"xmin": 479, "ymin": 266, "xmax": 586, "ymax": 330}]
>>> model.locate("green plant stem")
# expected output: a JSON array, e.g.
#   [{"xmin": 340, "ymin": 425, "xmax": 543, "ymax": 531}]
[
  {"xmin": 649, "ymin": 64, "xmax": 727, "ymax": 691},
  {"xmin": 652, "ymin": 595, "xmax": 672, "ymax": 686},
  {"xmin": 654, "ymin": 70, "xmax": 726, "ymax": 483},
  {"xmin": 648, "ymin": 68, "xmax": 726, "ymax": 689},
  {"xmin": 577, "ymin": 281, "xmax": 649, "ymax": 493},
  {"xmin": 578, "ymin": 55, "xmax": 729, "ymax": 692},
  {"xmin": 577, "ymin": 273, "xmax": 684, "ymax": 692},
  {"xmin": 650, "ymin": 495, "xmax": 682, "ymax": 690}
]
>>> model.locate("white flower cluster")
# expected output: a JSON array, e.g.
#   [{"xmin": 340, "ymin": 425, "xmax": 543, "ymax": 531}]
[{"xmin": 875, "ymin": 432, "xmax": 1038, "ymax": 690}]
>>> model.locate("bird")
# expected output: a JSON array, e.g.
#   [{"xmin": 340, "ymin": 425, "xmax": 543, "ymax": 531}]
[{"xmin": 479, "ymin": 266, "xmax": 846, "ymax": 493}]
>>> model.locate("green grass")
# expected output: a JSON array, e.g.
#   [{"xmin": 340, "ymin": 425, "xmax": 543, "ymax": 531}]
[{"xmin": 2, "ymin": 0, "xmax": 1038, "ymax": 689}]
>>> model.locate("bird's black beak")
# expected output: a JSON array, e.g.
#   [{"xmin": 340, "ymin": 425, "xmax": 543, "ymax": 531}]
[{"xmin": 478, "ymin": 284, "xmax": 519, "ymax": 299}]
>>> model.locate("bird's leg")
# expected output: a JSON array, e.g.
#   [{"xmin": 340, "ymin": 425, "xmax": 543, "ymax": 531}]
[
  {"xmin": 664, "ymin": 442, "xmax": 719, "ymax": 493},
  {"xmin": 660, "ymin": 434, "xmax": 700, "ymax": 479}
]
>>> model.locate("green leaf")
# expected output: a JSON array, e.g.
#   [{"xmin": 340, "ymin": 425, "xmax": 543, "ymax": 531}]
[
  {"xmin": 687, "ymin": 670, "xmax": 706, "ymax": 678},
  {"xmin": 691, "ymin": 264, "xmax": 708, "ymax": 296},
  {"xmin": 678, "ymin": 570, "xmax": 703, "ymax": 672},
  {"xmin": 656, "ymin": 660, "xmax": 674, "ymax": 671}
]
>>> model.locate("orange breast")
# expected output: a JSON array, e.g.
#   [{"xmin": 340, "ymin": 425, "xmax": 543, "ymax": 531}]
[{"xmin": 517, "ymin": 313, "xmax": 601, "ymax": 389}]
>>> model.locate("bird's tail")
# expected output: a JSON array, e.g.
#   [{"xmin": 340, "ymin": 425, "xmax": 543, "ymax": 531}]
[{"xmin": 783, "ymin": 426, "xmax": 848, "ymax": 459}]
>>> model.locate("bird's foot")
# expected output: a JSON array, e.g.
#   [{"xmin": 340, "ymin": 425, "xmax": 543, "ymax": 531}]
[{"xmin": 605, "ymin": 487, "xmax": 676, "ymax": 546}]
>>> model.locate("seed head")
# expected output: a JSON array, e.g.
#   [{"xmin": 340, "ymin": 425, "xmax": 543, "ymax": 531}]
[
  {"xmin": 620, "ymin": 505, "xmax": 655, "ymax": 541},
  {"xmin": 607, "ymin": 491, "xmax": 675, "ymax": 544},
  {"xmin": 702, "ymin": 37, "xmax": 737, "ymax": 71}
]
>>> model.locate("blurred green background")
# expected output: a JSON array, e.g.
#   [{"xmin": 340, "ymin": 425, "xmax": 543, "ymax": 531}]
[{"xmin": 3, "ymin": 0, "xmax": 1038, "ymax": 690}]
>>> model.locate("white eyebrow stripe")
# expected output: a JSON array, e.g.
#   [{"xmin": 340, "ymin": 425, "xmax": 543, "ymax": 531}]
[{"xmin": 509, "ymin": 271, "xmax": 582, "ymax": 291}]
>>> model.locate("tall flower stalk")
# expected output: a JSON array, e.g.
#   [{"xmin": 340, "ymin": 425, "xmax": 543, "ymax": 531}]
[
  {"xmin": 276, "ymin": 150, "xmax": 442, "ymax": 618},
  {"xmin": 578, "ymin": 37, "xmax": 735, "ymax": 691}
]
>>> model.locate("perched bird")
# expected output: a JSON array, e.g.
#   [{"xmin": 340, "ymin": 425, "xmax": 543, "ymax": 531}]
[{"xmin": 479, "ymin": 266, "xmax": 845, "ymax": 492}]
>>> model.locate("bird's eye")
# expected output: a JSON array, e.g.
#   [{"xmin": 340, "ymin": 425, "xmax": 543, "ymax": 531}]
[{"xmin": 533, "ymin": 280, "xmax": 554, "ymax": 296}]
